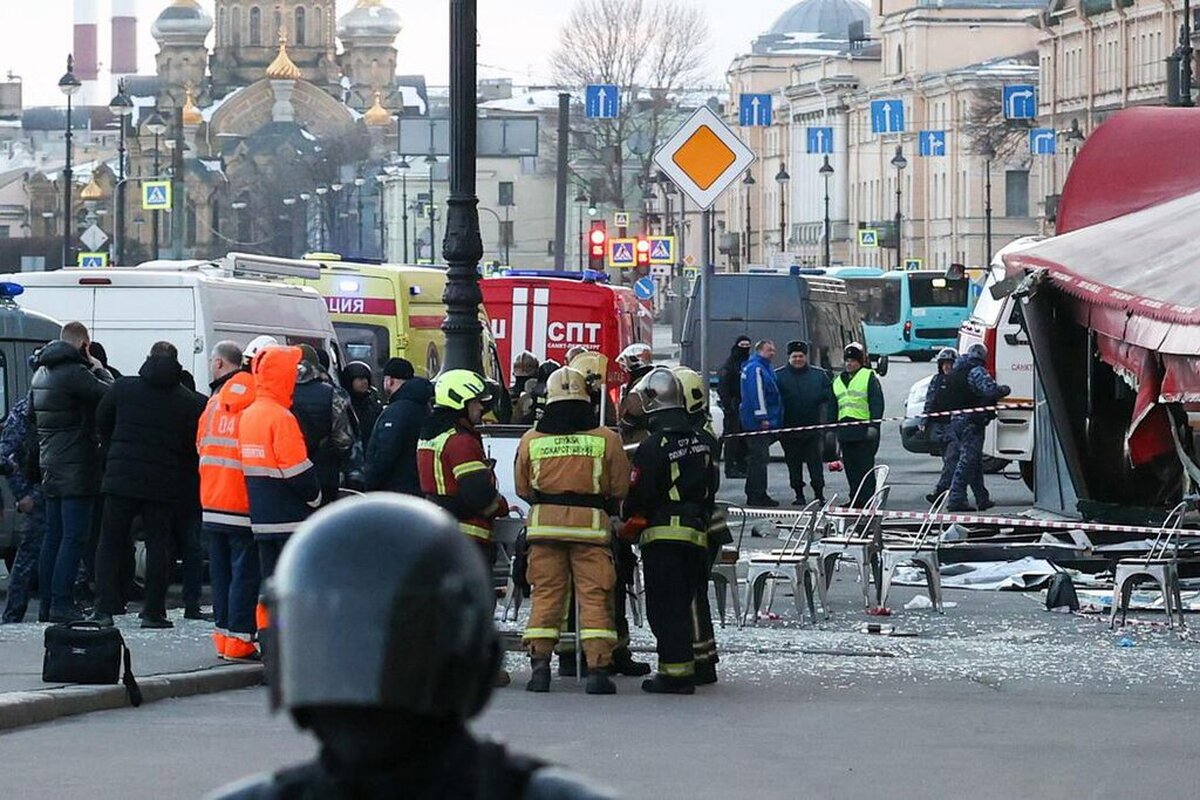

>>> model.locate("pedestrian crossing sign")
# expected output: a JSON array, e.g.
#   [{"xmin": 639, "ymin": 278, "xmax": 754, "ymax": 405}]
[
  {"xmin": 858, "ymin": 228, "xmax": 879, "ymax": 248},
  {"xmin": 142, "ymin": 180, "xmax": 172, "ymax": 211},
  {"xmin": 904, "ymin": 258, "xmax": 923, "ymax": 270},
  {"xmin": 608, "ymin": 238, "xmax": 637, "ymax": 269},
  {"xmin": 77, "ymin": 252, "xmax": 108, "ymax": 268},
  {"xmin": 648, "ymin": 235, "xmax": 675, "ymax": 265}
]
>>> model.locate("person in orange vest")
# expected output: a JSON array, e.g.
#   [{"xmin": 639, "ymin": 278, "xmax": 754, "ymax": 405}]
[
  {"xmin": 196, "ymin": 340, "xmax": 261, "ymax": 661},
  {"xmin": 238, "ymin": 345, "xmax": 322, "ymax": 585}
]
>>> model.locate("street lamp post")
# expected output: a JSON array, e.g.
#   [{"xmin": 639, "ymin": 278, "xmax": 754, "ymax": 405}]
[
  {"xmin": 442, "ymin": 0, "xmax": 485, "ymax": 372},
  {"xmin": 981, "ymin": 140, "xmax": 995, "ymax": 265},
  {"xmin": 58, "ymin": 56, "xmax": 81, "ymax": 268},
  {"xmin": 575, "ymin": 189, "xmax": 588, "ymax": 270},
  {"xmin": 315, "ymin": 186, "xmax": 329, "ymax": 249},
  {"xmin": 398, "ymin": 158, "xmax": 411, "ymax": 262},
  {"xmin": 1181, "ymin": 0, "xmax": 1195, "ymax": 107},
  {"xmin": 354, "ymin": 177, "xmax": 366, "ymax": 253},
  {"xmin": 775, "ymin": 164, "xmax": 790, "ymax": 254},
  {"xmin": 282, "ymin": 196, "xmax": 297, "ymax": 256},
  {"xmin": 145, "ymin": 111, "xmax": 167, "ymax": 259},
  {"xmin": 742, "ymin": 171, "xmax": 756, "ymax": 265},
  {"xmin": 331, "ymin": 183, "xmax": 345, "ymax": 253},
  {"xmin": 108, "ymin": 80, "xmax": 132, "ymax": 265},
  {"xmin": 819, "ymin": 155, "xmax": 834, "ymax": 268},
  {"xmin": 891, "ymin": 145, "xmax": 908, "ymax": 269},
  {"xmin": 425, "ymin": 155, "xmax": 439, "ymax": 265}
]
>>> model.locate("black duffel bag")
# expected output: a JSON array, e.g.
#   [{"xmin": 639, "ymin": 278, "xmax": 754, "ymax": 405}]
[{"xmin": 42, "ymin": 621, "xmax": 142, "ymax": 707}]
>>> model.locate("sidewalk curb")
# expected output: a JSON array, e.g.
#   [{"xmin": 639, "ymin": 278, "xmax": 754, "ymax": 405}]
[{"xmin": 0, "ymin": 663, "xmax": 263, "ymax": 732}]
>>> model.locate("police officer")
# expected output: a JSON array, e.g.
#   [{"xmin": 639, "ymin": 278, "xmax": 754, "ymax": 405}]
[
  {"xmin": 205, "ymin": 495, "xmax": 617, "ymax": 800},
  {"xmin": 944, "ymin": 343, "xmax": 1010, "ymax": 512},
  {"xmin": 621, "ymin": 368, "xmax": 719, "ymax": 695},
  {"xmin": 832, "ymin": 343, "xmax": 885, "ymax": 506},
  {"xmin": 923, "ymin": 347, "xmax": 959, "ymax": 503},
  {"xmin": 515, "ymin": 367, "xmax": 629, "ymax": 695}
]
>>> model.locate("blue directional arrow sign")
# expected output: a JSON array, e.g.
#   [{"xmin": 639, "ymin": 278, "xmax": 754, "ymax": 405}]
[
  {"xmin": 634, "ymin": 277, "xmax": 656, "ymax": 300},
  {"xmin": 1029, "ymin": 128, "xmax": 1057, "ymax": 155},
  {"xmin": 870, "ymin": 99, "xmax": 905, "ymax": 134},
  {"xmin": 738, "ymin": 93, "xmax": 773, "ymax": 127},
  {"xmin": 918, "ymin": 130, "xmax": 947, "ymax": 157},
  {"xmin": 1003, "ymin": 85, "xmax": 1038, "ymax": 120},
  {"xmin": 585, "ymin": 84, "xmax": 620, "ymax": 119},
  {"xmin": 807, "ymin": 127, "xmax": 834, "ymax": 154}
]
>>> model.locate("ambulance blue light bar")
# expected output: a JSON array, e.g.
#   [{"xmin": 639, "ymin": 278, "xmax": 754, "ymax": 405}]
[
  {"xmin": 499, "ymin": 270, "xmax": 610, "ymax": 283},
  {"xmin": 0, "ymin": 282, "xmax": 25, "ymax": 298}
]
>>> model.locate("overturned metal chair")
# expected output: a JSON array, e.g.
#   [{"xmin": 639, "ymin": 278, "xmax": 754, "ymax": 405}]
[
  {"xmin": 1110, "ymin": 501, "xmax": 1189, "ymax": 630},
  {"xmin": 878, "ymin": 491, "xmax": 949, "ymax": 613},
  {"xmin": 710, "ymin": 503, "xmax": 748, "ymax": 628},
  {"xmin": 741, "ymin": 499, "xmax": 831, "ymax": 625},
  {"xmin": 816, "ymin": 478, "xmax": 891, "ymax": 608}
]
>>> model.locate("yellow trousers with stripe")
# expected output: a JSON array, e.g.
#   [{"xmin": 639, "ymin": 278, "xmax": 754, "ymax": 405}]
[{"xmin": 524, "ymin": 541, "xmax": 618, "ymax": 669}]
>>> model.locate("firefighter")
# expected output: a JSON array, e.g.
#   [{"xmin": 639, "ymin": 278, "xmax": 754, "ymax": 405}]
[
  {"xmin": 205, "ymin": 495, "xmax": 617, "ymax": 800},
  {"xmin": 515, "ymin": 367, "xmax": 630, "ymax": 695},
  {"xmin": 617, "ymin": 343, "xmax": 655, "ymax": 445},
  {"xmin": 832, "ymin": 343, "xmax": 885, "ymax": 506},
  {"xmin": 671, "ymin": 366, "xmax": 728, "ymax": 685},
  {"xmin": 568, "ymin": 350, "xmax": 617, "ymax": 425},
  {"xmin": 621, "ymin": 368, "xmax": 719, "ymax": 695}
]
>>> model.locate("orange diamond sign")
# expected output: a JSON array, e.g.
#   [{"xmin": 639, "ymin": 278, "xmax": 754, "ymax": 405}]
[{"xmin": 654, "ymin": 106, "xmax": 755, "ymax": 210}]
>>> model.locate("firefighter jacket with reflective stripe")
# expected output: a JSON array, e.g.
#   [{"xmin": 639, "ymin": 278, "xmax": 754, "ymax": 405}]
[
  {"xmin": 625, "ymin": 410, "xmax": 719, "ymax": 548},
  {"xmin": 418, "ymin": 414, "xmax": 501, "ymax": 541},
  {"xmin": 514, "ymin": 426, "xmax": 629, "ymax": 544},
  {"xmin": 238, "ymin": 347, "xmax": 322, "ymax": 539},
  {"xmin": 197, "ymin": 371, "xmax": 256, "ymax": 529}
]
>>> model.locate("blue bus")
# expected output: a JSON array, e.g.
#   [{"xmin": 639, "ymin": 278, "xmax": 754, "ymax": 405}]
[{"xmin": 825, "ymin": 268, "xmax": 973, "ymax": 361}]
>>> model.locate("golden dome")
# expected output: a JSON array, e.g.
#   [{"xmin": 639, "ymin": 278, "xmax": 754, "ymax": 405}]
[
  {"xmin": 80, "ymin": 175, "xmax": 104, "ymax": 202},
  {"xmin": 363, "ymin": 92, "xmax": 391, "ymax": 127},
  {"xmin": 181, "ymin": 85, "xmax": 202, "ymax": 126},
  {"xmin": 266, "ymin": 32, "xmax": 302, "ymax": 81}
]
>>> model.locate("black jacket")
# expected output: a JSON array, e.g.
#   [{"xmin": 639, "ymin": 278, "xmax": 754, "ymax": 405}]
[
  {"xmin": 774, "ymin": 364, "xmax": 834, "ymax": 428},
  {"xmin": 95, "ymin": 355, "xmax": 206, "ymax": 504},
  {"xmin": 292, "ymin": 365, "xmax": 356, "ymax": 501},
  {"xmin": 717, "ymin": 344, "xmax": 749, "ymax": 411},
  {"xmin": 833, "ymin": 369, "xmax": 885, "ymax": 444},
  {"xmin": 365, "ymin": 378, "xmax": 434, "ymax": 494},
  {"xmin": 625, "ymin": 409, "xmax": 719, "ymax": 538},
  {"xmin": 30, "ymin": 340, "xmax": 114, "ymax": 498}
]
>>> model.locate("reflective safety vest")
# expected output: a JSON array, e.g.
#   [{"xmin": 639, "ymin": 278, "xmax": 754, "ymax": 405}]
[
  {"xmin": 642, "ymin": 460, "xmax": 708, "ymax": 549},
  {"xmin": 520, "ymin": 432, "xmax": 615, "ymax": 544},
  {"xmin": 417, "ymin": 426, "xmax": 496, "ymax": 542},
  {"xmin": 833, "ymin": 368, "xmax": 875, "ymax": 421},
  {"xmin": 197, "ymin": 372, "xmax": 255, "ymax": 529}
]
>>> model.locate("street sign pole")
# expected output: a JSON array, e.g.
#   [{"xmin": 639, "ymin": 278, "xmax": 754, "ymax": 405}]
[
  {"xmin": 553, "ymin": 92, "xmax": 569, "ymax": 270},
  {"xmin": 700, "ymin": 207, "xmax": 712, "ymax": 386}
]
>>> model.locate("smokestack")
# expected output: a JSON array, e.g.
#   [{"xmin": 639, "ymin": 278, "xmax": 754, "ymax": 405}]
[
  {"xmin": 72, "ymin": 0, "xmax": 99, "ymax": 104},
  {"xmin": 111, "ymin": 0, "xmax": 139, "ymax": 86}
]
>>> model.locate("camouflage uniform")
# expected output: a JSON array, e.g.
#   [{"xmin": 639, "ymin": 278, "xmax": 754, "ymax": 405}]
[
  {"xmin": 1, "ymin": 396, "xmax": 47, "ymax": 623},
  {"xmin": 946, "ymin": 353, "xmax": 1009, "ymax": 510}
]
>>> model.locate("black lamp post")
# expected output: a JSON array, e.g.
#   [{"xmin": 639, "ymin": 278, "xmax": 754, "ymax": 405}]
[
  {"xmin": 354, "ymin": 176, "xmax": 366, "ymax": 253},
  {"xmin": 981, "ymin": 140, "xmax": 995, "ymax": 265},
  {"xmin": 575, "ymin": 189, "xmax": 588, "ymax": 270},
  {"xmin": 331, "ymin": 183, "xmax": 345, "ymax": 252},
  {"xmin": 1181, "ymin": 0, "xmax": 1195, "ymax": 107},
  {"xmin": 315, "ymin": 185, "xmax": 328, "ymax": 249},
  {"xmin": 58, "ymin": 56, "xmax": 81, "ymax": 268},
  {"xmin": 819, "ymin": 155, "xmax": 834, "ymax": 268},
  {"xmin": 144, "ymin": 111, "xmax": 167, "ymax": 258},
  {"xmin": 108, "ymin": 79, "xmax": 132, "ymax": 265},
  {"xmin": 398, "ymin": 157, "xmax": 410, "ymax": 262},
  {"xmin": 424, "ymin": 154, "xmax": 438, "ymax": 265},
  {"xmin": 742, "ymin": 170, "xmax": 756, "ymax": 264},
  {"xmin": 891, "ymin": 145, "xmax": 908, "ymax": 269},
  {"xmin": 775, "ymin": 163, "xmax": 790, "ymax": 253}
]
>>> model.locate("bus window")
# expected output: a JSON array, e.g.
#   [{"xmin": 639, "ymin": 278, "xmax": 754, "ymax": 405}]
[
  {"xmin": 333, "ymin": 323, "xmax": 389, "ymax": 370},
  {"xmin": 908, "ymin": 275, "xmax": 968, "ymax": 308},
  {"xmin": 846, "ymin": 279, "xmax": 901, "ymax": 326}
]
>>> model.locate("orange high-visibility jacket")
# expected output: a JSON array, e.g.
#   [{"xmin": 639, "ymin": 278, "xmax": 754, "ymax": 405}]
[{"xmin": 197, "ymin": 371, "xmax": 256, "ymax": 529}]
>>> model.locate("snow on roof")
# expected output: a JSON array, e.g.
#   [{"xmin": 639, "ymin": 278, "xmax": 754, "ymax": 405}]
[{"xmin": 481, "ymin": 88, "xmax": 563, "ymax": 113}]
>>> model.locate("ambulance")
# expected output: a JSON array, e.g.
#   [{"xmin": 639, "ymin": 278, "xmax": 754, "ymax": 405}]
[{"xmin": 480, "ymin": 271, "xmax": 654, "ymax": 387}]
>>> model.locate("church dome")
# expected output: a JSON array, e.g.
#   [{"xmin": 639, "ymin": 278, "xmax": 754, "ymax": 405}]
[
  {"xmin": 338, "ymin": 0, "xmax": 402, "ymax": 40},
  {"xmin": 151, "ymin": 0, "xmax": 213, "ymax": 44},
  {"xmin": 767, "ymin": 0, "xmax": 870, "ymax": 37}
]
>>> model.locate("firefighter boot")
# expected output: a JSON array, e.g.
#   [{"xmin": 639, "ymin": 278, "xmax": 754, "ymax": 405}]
[
  {"xmin": 641, "ymin": 674, "xmax": 696, "ymax": 695},
  {"xmin": 693, "ymin": 662, "xmax": 718, "ymax": 686},
  {"xmin": 526, "ymin": 658, "xmax": 551, "ymax": 693},
  {"xmin": 610, "ymin": 646, "xmax": 651, "ymax": 677},
  {"xmin": 558, "ymin": 652, "xmax": 589, "ymax": 678},
  {"xmin": 585, "ymin": 668, "xmax": 617, "ymax": 695}
]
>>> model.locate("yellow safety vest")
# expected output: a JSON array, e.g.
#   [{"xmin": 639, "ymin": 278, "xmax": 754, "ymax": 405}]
[
  {"xmin": 526, "ymin": 433, "xmax": 609, "ymax": 544},
  {"xmin": 833, "ymin": 368, "xmax": 874, "ymax": 421}
]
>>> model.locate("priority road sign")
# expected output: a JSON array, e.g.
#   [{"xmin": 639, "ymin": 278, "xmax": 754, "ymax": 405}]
[
  {"xmin": 1029, "ymin": 128, "xmax": 1056, "ymax": 155},
  {"xmin": 142, "ymin": 180, "xmax": 172, "ymax": 210},
  {"xmin": 585, "ymin": 84, "xmax": 620, "ymax": 119},
  {"xmin": 653, "ymin": 105, "xmax": 756, "ymax": 210},
  {"xmin": 634, "ymin": 276, "xmax": 656, "ymax": 300},
  {"xmin": 858, "ymin": 229, "xmax": 879, "ymax": 248},
  {"xmin": 648, "ymin": 235, "xmax": 675, "ymax": 265},
  {"xmin": 806, "ymin": 127, "xmax": 833, "ymax": 154},
  {"xmin": 608, "ymin": 238, "xmax": 636, "ymax": 269},
  {"xmin": 918, "ymin": 130, "xmax": 946, "ymax": 157},
  {"xmin": 738, "ymin": 94, "xmax": 773, "ymax": 127},
  {"xmin": 80, "ymin": 223, "xmax": 109, "ymax": 252},
  {"xmin": 1003, "ymin": 85, "xmax": 1037, "ymax": 120},
  {"xmin": 903, "ymin": 258, "xmax": 924, "ymax": 271},
  {"xmin": 870, "ymin": 99, "xmax": 905, "ymax": 134},
  {"xmin": 614, "ymin": 211, "xmax": 630, "ymax": 228},
  {"xmin": 78, "ymin": 252, "xmax": 108, "ymax": 268}
]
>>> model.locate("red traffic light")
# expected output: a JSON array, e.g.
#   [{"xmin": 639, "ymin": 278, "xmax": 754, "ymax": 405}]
[
  {"xmin": 590, "ymin": 229, "xmax": 607, "ymax": 246},
  {"xmin": 635, "ymin": 237, "xmax": 651, "ymax": 267},
  {"xmin": 588, "ymin": 221, "xmax": 608, "ymax": 269}
]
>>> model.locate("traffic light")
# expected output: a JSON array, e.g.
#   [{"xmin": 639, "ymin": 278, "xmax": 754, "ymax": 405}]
[
  {"xmin": 635, "ymin": 237, "xmax": 651, "ymax": 268},
  {"xmin": 588, "ymin": 221, "xmax": 607, "ymax": 269}
]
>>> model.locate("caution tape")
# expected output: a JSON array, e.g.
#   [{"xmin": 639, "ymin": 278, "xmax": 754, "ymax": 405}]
[{"xmin": 722, "ymin": 403, "xmax": 1035, "ymax": 439}]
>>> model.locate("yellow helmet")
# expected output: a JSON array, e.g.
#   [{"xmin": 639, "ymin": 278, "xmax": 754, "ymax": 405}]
[
  {"xmin": 546, "ymin": 367, "xmax": 590, "ymax": 405},
  {"xmin": 568, "ymin": 350, "xmax": 607, "ymax": 388},
  {"xmin": 434, "ymin": 369, "xmax": 492, "ymax": 411},
  {"xmin": 671, "ymin": 366, "xmax": 708, "ymax": 415}
]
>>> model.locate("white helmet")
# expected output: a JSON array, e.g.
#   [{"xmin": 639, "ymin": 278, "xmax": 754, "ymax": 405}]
[{"xmin": 243, "ymin": 335, "xmax": 278, "ymax": 366}]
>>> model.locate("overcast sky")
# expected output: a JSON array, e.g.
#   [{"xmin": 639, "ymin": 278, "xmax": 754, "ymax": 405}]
[{"xmin": 5, "ymin": 0, "xmax": 801, "ymax": 106}]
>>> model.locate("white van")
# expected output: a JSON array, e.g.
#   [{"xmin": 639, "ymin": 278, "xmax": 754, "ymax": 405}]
[{"xmin": 13, "ymin": 262, "xmax": 338, "ymax": 391}]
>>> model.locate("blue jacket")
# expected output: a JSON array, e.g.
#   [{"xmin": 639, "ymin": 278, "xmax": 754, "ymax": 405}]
[
  {"xmin": 948, "ymin": 354, "xmax": 1009, "ymax": 424},
  {"xmin": 0, "ymin": 396, "xmax": 38, "ymax": 501},
  {"xmin": 739, "ymin": 353, "xmax": 783, "ymax": 430}
]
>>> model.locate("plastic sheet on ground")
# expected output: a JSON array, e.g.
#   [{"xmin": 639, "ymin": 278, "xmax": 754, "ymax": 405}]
[
  {"xmin": 1077, "ymin": 588, "xmax": 1200, "ymax": 611},
  {"xmin": 892, "ymin": 557, "xmax": 1100, "ymax": 591}
]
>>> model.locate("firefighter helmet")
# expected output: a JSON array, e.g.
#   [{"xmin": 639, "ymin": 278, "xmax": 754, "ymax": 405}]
[
  {"xmin": 267, "ymin": 494, "xmax": 500, "ymax": 721},
  {"xmin": 434, "ymin": 369, "xmax": 492, "ymax": 411},
  {"xmin": 568, "ymin": 350, "xmax": 607, "ymax": 389},
  {"xmin": 617, "ymin": 343, "xmax": 653, "ymax": 371},
  {"xmin": 671, "ymin": 366, "xmax": 709, "ymax": 416},
  {"xmin": 512, "ymin": 350, "xmax": 540, "ymax": 379},
  {"xmin": 243, "ymin": 335, "xmax": 278, "ymax": 367},
  {"xmin": 546, "ymin": 366, "xmax": 590, "ymax": 405},
  {"xmin": 633, "ymin": 366, "xmax": 684, "ymax": 413}
]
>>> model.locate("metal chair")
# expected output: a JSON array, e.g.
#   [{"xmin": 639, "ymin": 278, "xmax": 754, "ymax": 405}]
[
  {"xmin": 1110, "ymin": 501, "xmax": 1189, "ymax": 630},
  {"xmin": 741, "ymin": 499, "xmax": 830, "ymax": 625},
  {"xmin": 710, "ymin": 503, "xmax": 747, "ymax": 628},
  {"xmin": 878, "ymin": 491, "xmax": 949, "ymax": 613},
  {"xmin": 816, "ymin": 485, "xmax": 890, "ymax": 608}
]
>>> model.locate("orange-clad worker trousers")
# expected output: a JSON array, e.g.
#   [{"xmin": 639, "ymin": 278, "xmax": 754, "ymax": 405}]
[{"xmin": 524, "ymin": 542, "xmax": 618, "ymax": 670}]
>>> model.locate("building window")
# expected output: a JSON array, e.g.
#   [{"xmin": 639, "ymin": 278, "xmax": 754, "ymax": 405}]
[
  {"xmin": 896, "ymin": 45, "xmax": 904, "ymax": 74},
  {"xmin": 218, "ymin": 8, "xmax": 227, "ymax": 46},
  {"xmin": 0, "ymin": 225, "xmax": 10, "ymax": 238},
  {"xmin": 315, "ymin": 5, "xmax": 324, "ymax": 44},
  {"xmin": 295, "ymin": 7, "xmax": 307, "ymax": 45},
  {"xmin": 211, "ymin": 198, "xmax": 221, "ymax": 236},
  {"xmin": 1005, "ymin": 170, "xmax": 1029, "ymax": 217},
  {"xmin": 250, "ymin": 7, "xmax": 262, "ymax": 46},
  {"xmin": 498, "ymin": 182, "xmax": 514, "ymax": 207},
  {"xmin": 231, "ymin": 6, "xmax": 242, "ymax": 47}
]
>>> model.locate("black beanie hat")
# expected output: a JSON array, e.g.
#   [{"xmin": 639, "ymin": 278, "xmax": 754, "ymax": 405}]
[{"xmin": 787, "ymin": 340, "xmax": 809, "ymax": 356}]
